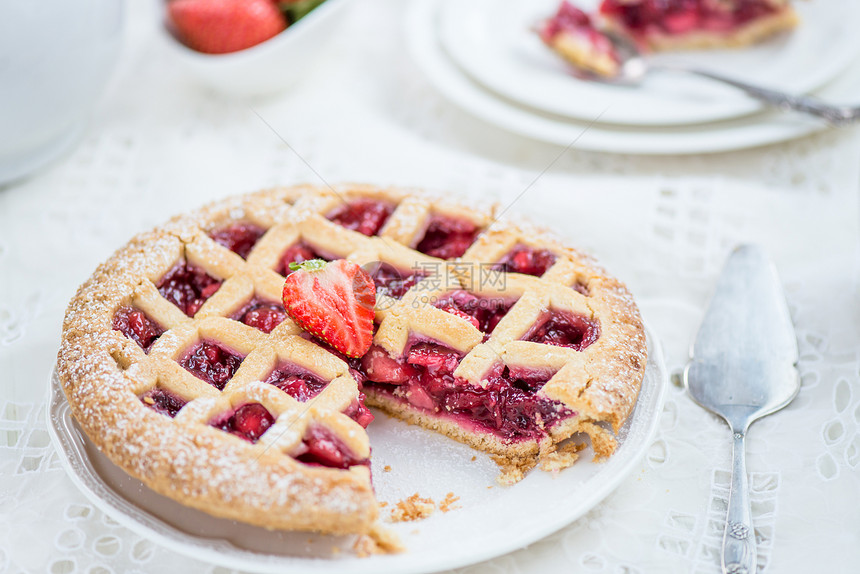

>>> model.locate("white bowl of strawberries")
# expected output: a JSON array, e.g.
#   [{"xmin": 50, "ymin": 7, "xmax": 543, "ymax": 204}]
[{"xmin": 164, "ymin": 0, "xmax": 349, "ymax": 97}]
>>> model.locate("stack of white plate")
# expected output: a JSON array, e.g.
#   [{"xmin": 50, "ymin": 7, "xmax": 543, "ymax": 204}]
[{"xmin": 409, "ymin": 0, "xmax": 860, "ymax": 154}]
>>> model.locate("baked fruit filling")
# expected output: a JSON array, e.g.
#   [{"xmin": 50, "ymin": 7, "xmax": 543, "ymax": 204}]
[
  {"xmin": 494, "ymin": 244, "xmax": 557, "ymax": 277},
  {"xmin": 416, "ymin": 215, "xmax": 480, "ymax": 259},
  {"xmin": 140, "ymin": 388, "xmax": 187, "ymax": 418},
  {"xmin": 294, "ymin": 425, "xmax": 369, "ymax": 469},
  {"xmin": 233, "ymin": 298, "xmax": 287, "ymax": 333},
  {"xmin": 112, "ymin": 307, "xmax": 164, "ymax": 352},
  {"xmin": 276, "ymin": 242, "xmax": 330, "ymax": 275},
  {"xmin": 209, "ymin": 222, "xmax": 266, "ymax": 259},
  {"xmin": 524, "ymin": 310, "xmax": 600, "ymax": 350},
  {"xmin": 179, "ymin": 341, "xmax": 244, "ymax": 390},
  {"xmin": 327, "ymin": 199, "xmax": 395, "ymax": 237},
  {"xmin": 538, "ymin": 1, "xmax": 622, "ymax": 77},
  {"xmin": 368, "ymin": 262, "xmax": 423, "ymax": 300},
  {"xmin": 433, "ymin": 290, "xmax": 515, "ymax": 336},
  {"xmin": 157, "ymin": 262, "xmax": 222, "ymax": 317},
  {"xmin": 601, "ymin": 0, "xmax": 783, "ymax": 35},
  {"xmin": 598, "ymin": 0, "xmax": 796, "ymax": 49},
  {"xmin": 266, "ymin": 363, "xmax": 330, "ymax": 401},
  {"xmin": 210, "ymin": 403, "xmax": 275, "ymax": 443},
  {"xmin": 361, "ymin": 343, "xmax": 574, "ymax": 441}
]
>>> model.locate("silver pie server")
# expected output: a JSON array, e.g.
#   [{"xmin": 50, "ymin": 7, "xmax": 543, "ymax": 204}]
[
  {"xmin": 575, "ymin": 30, "xmax": 860, "ymax": 126},
  {"xmin": 683, "ymin": 245, "xmax": 800, "ymax": 574}
]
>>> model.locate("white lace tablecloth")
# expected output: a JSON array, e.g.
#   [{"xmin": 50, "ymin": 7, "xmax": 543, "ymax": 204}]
[{"xmin": 2, "ymin": 1, "xmax": 859, "ymax": 573}]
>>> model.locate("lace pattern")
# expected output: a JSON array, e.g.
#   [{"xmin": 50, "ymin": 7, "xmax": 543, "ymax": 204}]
[{"xmin": 1, "ymin": 0, "xmax": 859, "ymax": 572}]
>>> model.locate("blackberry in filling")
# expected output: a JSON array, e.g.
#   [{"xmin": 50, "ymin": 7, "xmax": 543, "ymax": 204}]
[
  {"xmin": 209, "ymin": 223, "xmax": 266, "ymax": 259},
  {"xmin": 233, "ymin": 298, "xmax": 287, "ymax": 333},
  {"xmin": 433, "ymin": 290, "xmax": 515, "ymax": 336},
  {"xmin": 361, "ymin": 343, "xmax": 573, "ymax": 441},
  {"xmin": 140, "ymin": 388, "xmax": 187, "ymax": 418},
  {"xmin": 416, "ymin": 215, "xmax": 480, "ymax": 260},
  {"xmin": 179, "ymin": 341, "xmax": 243, "ymax": 390},
  {"xmin": 113, "ymin": 307, "xmax": 164, "ymax": 352},
  {"xmin": 211, "ymin": 403, "xmax": 274, "ymax": 443},
  {"xmin": 524, "ymin": 311, "xmax": 600, "ymax": 351},
  {"xmin": 157, "ymin": 262, "xmax": 222, "ymax": 317},
  {"xmin": 493, "ymin": 245, "xmax": 557, "ymax": 277},
  {"xmin": 327, "ymin": 199, "xmax": 394, "ymax": 237}
]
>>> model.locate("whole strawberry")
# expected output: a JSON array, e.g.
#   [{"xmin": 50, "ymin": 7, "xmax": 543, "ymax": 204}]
[
  {"xmin": 282, "ymin": 259, "xmax": 376, "ymax": 358},
  {"xmin": 168, "ymin": 0, "xmax": 288, "ymax": 55}
]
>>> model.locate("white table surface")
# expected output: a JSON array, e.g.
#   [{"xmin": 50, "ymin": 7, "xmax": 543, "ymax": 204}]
[{"xmin": 2, "ymin": 1, "xmax": 860, "ymax": 573}]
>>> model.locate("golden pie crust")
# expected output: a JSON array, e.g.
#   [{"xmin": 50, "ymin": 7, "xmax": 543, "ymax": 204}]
[{"xmin": 57, "ymin": 184, "xmax": 647, "ymax": 535}]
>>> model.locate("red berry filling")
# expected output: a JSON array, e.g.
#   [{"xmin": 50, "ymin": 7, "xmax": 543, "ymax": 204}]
[
  {"xmin": 416, "ymin": 216, "xmax": 480, "ymax": 260},
  {"xmin": 540, "ymin": 1, "xmax": 619, "ymax": 60},
  {"xmin": 524, "ymin": 311, "xmax": 599, "ymax": 351},
  {"xmin": 327, "ymin": 199, "xmax": 395, "ymax": 237},
  {"xmin": 494, "ymin": 245, "xmax": 557, "ymax": 277},
  {"xmin": 265, "ymin": 363, "xmax": 330, "ymax": 402},
  {"xmin": 113, "ymin": 307, "xmax": 164, "ymax": 352},
  {"xmin": 211, "ymin": 403, "xmax": 274, "ymax": 443},
  {"xmin": 179, "ymin": 341, "xmax": 244, "ymax": 390},
  {"xmin": 368, "ymin": 262, "xmax": 423, "ymax": 299},
  {"xmin": 157, "ymin": 263, "xmax": 222, "ymax": 317},
  {"xmin": 433, "ymin": 290, "xmax": 515, "ymax": 336},
  {"xmin": 140, "ymin": 388, "xmax": 186, "ymax": 418},
  {"xmin": 361, "ymin": 343, "xmax": 572, "ymax": 441},
  {"xmin": 275, "ymin": 242, "xmax": 330, "ymax": 275},
  {"xmin": 343, "ymin": 395, "xmax": 375, "ymax": 428},
  {"xmin": 599, "ymin": 0, "xmax": 780, "ymax": 37},
  {"xmin": 233, "ymin": 298, "xmax": 286, "ymax": 333},
  {"xmin": 209, "ymin": 223, "xmax": 266, "ymax": 260},
  {"xmin": 294, "ymin": 425, "xmax": 368, "ymax": 469}
]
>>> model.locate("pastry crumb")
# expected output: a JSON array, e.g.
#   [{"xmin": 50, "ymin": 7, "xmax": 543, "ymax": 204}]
[
  {"xmin": 389, "ymin": 493, "xmax": 436, "ymax": 523},
  {"xmin": 540, "ymin": 441, "xmax": 586, "ymax": 472},
  {"xmin": 471, "ymin": 455, "xmax": 476, "ymax": 461},
  {"xmin": 353, "ymin": 524, "xmax": 403, "ymax": 557},
  {"xmin": 387, "ymin": 491, "xmax": 463, "ymax": 523},
  {"xmin": 383, "ymin": 465, "xmax": 392, "ymax": 472},
  {"xmin": 142, "ymin": 396, "xmax": 154, "ymax": 405},
  {"xmin": 439, "ymin": 492, "xmax": 460, "ymax": 513},
  {"xmin": 492, "ymin": 455, "xmax": 537, "ymax": 486},
  {"xmin": 379, "ymin": 501, "xmax": 388, "ymax": 508}
]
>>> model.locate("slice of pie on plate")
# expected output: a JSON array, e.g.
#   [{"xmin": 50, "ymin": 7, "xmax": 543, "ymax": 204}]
[
  {"xmin": 537, "ymin": 1, "xmax": 622, "ymax": 77},
  {"xmin": 599, "ymin": 0, "xmax": 798, "ymax": 51},
  {"xmin": 57, "ymin": 184, "xmax": 647, "ymax": 539}
]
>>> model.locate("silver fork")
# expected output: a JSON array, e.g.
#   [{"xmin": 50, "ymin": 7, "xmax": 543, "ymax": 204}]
[{"xmin": 584, "ymin": 31, "xmax": 860, "ymax": 126}]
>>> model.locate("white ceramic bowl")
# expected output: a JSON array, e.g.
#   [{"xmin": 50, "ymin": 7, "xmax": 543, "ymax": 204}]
[
  {"xmin": 0, "ymin": 0, "xmax": 124, "ymax": 185},
  {"xmin": 163, "ymin": 0, "xmax": 350, "ymax": 98}
]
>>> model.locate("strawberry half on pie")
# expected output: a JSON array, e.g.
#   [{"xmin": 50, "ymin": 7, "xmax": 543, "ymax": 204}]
[
  {"xmin": 58, "ymin": 184, "xmax": 647, "ymax": 540},
  {"xmin": 599, "ymin": 0, "xmax": 798, "ymax": 51}
]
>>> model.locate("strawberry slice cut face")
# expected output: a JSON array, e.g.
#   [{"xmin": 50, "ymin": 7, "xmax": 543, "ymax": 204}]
[{"xmin": 282, "ymin": 259, "xmax": 376, "ymax": 358}]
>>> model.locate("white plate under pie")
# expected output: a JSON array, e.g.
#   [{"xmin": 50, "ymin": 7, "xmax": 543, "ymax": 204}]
[
  {"xmin": 410, "ymin": 0, "xmax": 860, "ymax": 155},
  {"xmin": 438, "ymin": 0, "xmax": 860, "ymax": 126},
  {"xmin": 48, "ymin": 327, "xmax": 666, "ymax": 574}
]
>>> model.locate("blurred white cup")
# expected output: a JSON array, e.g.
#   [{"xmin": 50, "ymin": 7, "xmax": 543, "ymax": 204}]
[{"xmin": 0, "ymin": 0, "xmax": 124, "ymax": 185}]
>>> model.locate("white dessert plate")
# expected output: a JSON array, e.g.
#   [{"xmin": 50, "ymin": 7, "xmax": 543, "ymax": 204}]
[
  {"xmin": 48, "ymin": 327, "xmax": 666, "ymax": 574},
  {"xmin": 438, "ymin": 0, "xmax": 860, "ymax": 126},
  {"xmin": 410, "ymin": 0, "xmax": 860, "ymax": 155}
]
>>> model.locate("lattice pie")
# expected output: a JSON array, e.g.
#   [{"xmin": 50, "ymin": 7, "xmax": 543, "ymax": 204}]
[{"xmin": 58, "ymin": 185, "xmax": 647, "ymax": 537}]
